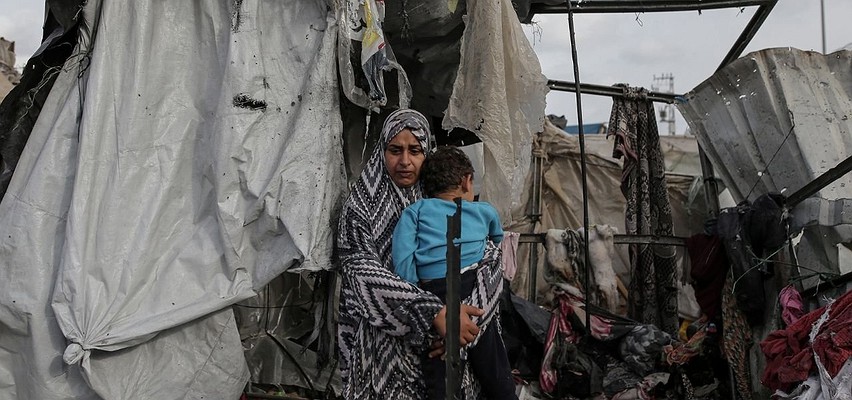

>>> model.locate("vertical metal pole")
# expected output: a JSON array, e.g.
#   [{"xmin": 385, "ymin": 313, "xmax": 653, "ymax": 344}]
[
  {"xmin": 445, "ymin": 198, "xmax": 463, "ymax": 399},
  {"xmin": 564, "ymin": 1, "xmax": 593, "ymax": 336},
  {"xmin": 527, "ymin": 154, "xmax": 543, "ymax": 303},
  {"xmin": 821, "ymin": 0, "xmax": 826, "ymax": 54}
]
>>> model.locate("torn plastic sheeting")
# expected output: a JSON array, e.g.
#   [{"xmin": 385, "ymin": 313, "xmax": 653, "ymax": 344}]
[
  {"xmin": 1, "ymin": 0, "xmax": 345, "ymax": 396},
  {"xmin": 337, "ymin": 0, "xmax": 412, "ymax": 110},
  {"xmin": 442, "ymin": 0, "xmax": 548, "ymax": 222}
]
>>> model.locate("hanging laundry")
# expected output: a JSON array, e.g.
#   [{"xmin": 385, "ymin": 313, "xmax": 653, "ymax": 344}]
[
  {"xmin": 580, "ymin": 225, "xmax": 622, "ymax": 314},
  {"xmin": 686, "ymin": 233, "xmax": 729, "ymax": 319},
  {"xmin": 717, "ymin": 193, "xmax": 787, "ymax": 325},
  {"xmin": 501, "ymin": 231, "xmax": 520, "ymax": 281},
  {"xmin": 543, "ymin": 228, "xmax": 584, "ymax": 297},
  {"xmin": 721, "ymin": 270, "xmax": 754, "ymax": 400},
  {"xmin": 607, "ymin": 84, "xmax": 678, "ymax": 334}
]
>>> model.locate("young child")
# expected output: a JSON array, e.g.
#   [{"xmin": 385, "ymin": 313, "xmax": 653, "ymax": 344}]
[{"xmin": 392, "ymin": 146, "xmax": 517, "ymax": 400}]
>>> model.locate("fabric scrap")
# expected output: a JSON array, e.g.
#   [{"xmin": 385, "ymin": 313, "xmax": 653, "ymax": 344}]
[
  {"xmin": 618, "ymin": 324, "xmax": 672, "ymax": 377},
  {"xmin": 501, "ymin": 231, "xmax": 520, "ymax": 281},
  {"xmin": 686, "ymin": 234, "xmax": 729, "ymax": 319},
  {"xmin": 779, "ymin": 285, "xmax": 805, "ymax": 327}
]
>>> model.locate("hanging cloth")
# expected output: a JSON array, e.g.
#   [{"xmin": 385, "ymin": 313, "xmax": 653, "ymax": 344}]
[
  {"xmin": 607, "ymin": 84, "xmax": 679, "ymax": 334},
  {"xmin": 501, "ymin": 231, "xmax": 520, "ymax": 281}
]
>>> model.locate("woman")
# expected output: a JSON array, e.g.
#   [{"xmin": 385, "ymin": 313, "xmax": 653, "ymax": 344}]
[{"xmin": 336, "ymin": 109, "xmax": 505, "ymax": 399}]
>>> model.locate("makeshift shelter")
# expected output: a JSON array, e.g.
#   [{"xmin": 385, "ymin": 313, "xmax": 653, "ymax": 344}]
[
  {"xmin": 0, "ymin": 0, "xmax": 547, "ymax": 398},
  {"xmin": 2, "ymin": 0, "xmax": 851, "ymax": 399}
]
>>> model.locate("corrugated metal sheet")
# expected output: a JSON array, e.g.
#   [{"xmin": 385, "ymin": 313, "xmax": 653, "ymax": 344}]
[
  {"xmin": 678, "ymin": 47, "xmax": 852, "ymax": 285},
  {"xmin": 678, "ymin": 48, "xmax": 852, "ymax": 204}
]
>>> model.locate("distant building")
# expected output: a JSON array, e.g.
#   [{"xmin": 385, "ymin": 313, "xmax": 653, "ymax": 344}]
[
  {"xmin": 0, "ymin": 37, "xmax": 21, "ymax": 102},
  {"xmin": 564, "ymin": 123, "xmax": 607, "ymax": 134}
]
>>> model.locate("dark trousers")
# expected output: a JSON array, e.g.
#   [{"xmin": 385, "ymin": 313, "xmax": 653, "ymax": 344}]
[{"xmin": 420, "ymin": 269, "xmax": 518, "ymax": 400}]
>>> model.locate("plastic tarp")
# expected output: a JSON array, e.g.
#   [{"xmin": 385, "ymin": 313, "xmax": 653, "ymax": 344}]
[
  {"xmin": 0, "ymin": 0, "xmax": 345, "ymax": 397},
  {"xmin": 507, "ymin": 121, "xmax": 708, "ymax": 307},
  {"xmin": 443, "ymin": 0, "xmax": 549, "ymax": 222}
]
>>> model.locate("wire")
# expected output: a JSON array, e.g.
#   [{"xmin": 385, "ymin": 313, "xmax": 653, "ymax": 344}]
[{"xmin": 744, "ymin": 111, "xmax": 797, "ymax": 200}]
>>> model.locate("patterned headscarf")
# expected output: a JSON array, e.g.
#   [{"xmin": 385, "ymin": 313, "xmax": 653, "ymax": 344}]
[{"xmin": 348, "ymin": 109, "xmax": 433, "ymax": 247}]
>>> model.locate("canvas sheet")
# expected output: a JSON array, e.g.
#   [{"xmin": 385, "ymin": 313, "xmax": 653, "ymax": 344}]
[{"xmin": 0, "ymin": 0, "xmax": 344, "ymax": 398}]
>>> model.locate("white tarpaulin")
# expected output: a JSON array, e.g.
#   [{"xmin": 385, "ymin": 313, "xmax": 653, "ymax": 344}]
[
  {"xmin": 0, "ymin": 0, "xmax": 345, "ymax": 398},
  {"xmin": 443, "ymin": 0, "xmax": 548, "ymax": 221}
]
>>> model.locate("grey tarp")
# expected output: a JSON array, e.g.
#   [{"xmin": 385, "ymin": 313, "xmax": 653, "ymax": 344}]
[{"xmin": 0, "ymin": 0, "xmax": 345, "ymax": 398}]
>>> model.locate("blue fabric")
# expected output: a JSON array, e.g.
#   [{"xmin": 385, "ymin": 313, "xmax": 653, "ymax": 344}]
[{"xmin": 392, "ymin": 198, "xmax": 503, "ymax": 284}]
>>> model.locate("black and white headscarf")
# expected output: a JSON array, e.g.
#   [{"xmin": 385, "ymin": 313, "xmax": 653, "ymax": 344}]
[{"xmin": 335, "ymin": 109, "xmax": 505, "ymax": 399}]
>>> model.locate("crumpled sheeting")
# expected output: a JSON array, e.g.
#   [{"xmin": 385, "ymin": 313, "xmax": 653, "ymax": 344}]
[
  {"xmin": 442, "ymin": 0, "xmax": 547, "ymax": 222},
  {"xmin": 774, "ymin": 359, "xmax": 852, "ymax": 400},
  {"xmin": 761, "ymin": 289, "xmax": 852, "ymax": 392}
]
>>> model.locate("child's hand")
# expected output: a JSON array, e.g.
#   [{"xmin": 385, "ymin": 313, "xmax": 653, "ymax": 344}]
[{"xmin": 431, "ymin": 304, "xmax": 485, "ymax": 357}]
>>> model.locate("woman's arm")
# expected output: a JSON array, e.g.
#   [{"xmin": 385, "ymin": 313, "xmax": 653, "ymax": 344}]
[{"xmin": 337, "ymin": 209, "xmax": 443, "ymax": 346}]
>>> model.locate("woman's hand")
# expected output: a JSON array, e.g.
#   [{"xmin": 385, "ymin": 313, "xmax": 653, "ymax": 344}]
[{"xmin": 430, "ymin": 304, "xmax": 484, "ymax": 358}]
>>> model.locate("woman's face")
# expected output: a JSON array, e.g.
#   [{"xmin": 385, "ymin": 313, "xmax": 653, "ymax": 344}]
[{"xmin": 385, "ymin": 128, "xmax": 425, "ymax": 188}]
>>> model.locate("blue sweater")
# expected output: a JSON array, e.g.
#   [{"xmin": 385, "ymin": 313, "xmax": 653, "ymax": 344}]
[{"xmin": 392, "ymin": 198, "xmax": 503, "ymax": 284}]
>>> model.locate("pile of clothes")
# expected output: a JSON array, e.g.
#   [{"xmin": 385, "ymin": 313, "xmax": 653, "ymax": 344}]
[
  {"xmin": 539, "ymin": 291, "xmax": 722, "ymax": 399},
  {"xmin": 761, "ymin": 289, "xmax": 852, "ymax": 399}
]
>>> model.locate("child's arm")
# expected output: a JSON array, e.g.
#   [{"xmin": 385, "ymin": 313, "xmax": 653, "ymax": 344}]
[
  {"xmin": 392, "ymin": 206, "xmax": 420, "ymax": 284},
  {"xmin": 486, "ymin": 204, "xmax": 504, "ymax": 244}
]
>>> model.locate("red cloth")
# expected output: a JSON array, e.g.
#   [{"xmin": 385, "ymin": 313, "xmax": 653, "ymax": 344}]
[
  {"xmin": 760, "ymin": 289, "xmax": 852, "ymax": 392},
  {"xmin": 686, "ymin": 234, "xmax": 729, "ymax": 319}
]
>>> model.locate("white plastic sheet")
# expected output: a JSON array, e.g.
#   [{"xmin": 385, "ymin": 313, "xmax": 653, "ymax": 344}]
[
  {"xmin": 442, "ymin": 0, "xmax": 548, "ymax": 222},
  {"xmin": 1, "ymin": 0, "xmax": 344, "ymax": 397}
]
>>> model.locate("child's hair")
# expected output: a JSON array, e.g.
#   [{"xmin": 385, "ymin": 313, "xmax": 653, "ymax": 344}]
[{"xmin": 420, "ymin": 146, "xmax": 474, "ymax": 198}]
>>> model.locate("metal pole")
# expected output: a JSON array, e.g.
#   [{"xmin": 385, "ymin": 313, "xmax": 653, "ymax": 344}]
[
  {"xmin": 444, "ymin": 198, "xmax": 463, "ymax": 400},
  {"xmin": 821, "ymin": 0, "xmax": 826, "ymax": 53},
  {"xmin": 564, "ymin": 0, "xmax": 593, "ymax": 337},
  {"xmin": 527, "ymin": 154, "xmax": 543, "ymax": 303}
]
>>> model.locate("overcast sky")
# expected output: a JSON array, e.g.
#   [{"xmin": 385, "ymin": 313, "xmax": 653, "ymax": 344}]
[{"xmin": 2, "ymin": 1, "xmax": 851, "ymax": 134}]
